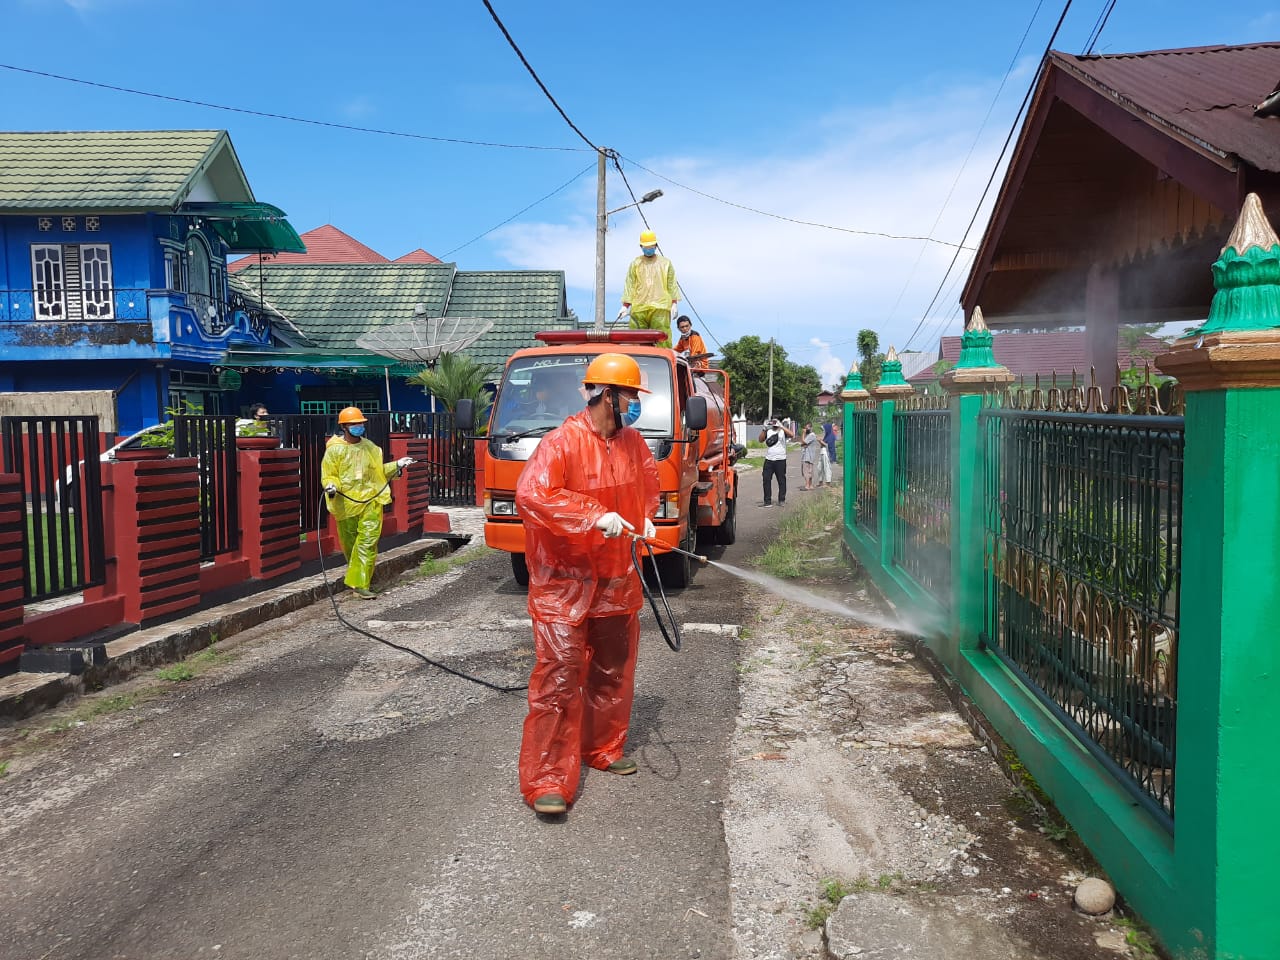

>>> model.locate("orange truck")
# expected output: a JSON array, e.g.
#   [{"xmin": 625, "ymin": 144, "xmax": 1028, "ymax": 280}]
[{"xmin": 460, "ymin": 329, "xmax": 739, "ymax": 587}]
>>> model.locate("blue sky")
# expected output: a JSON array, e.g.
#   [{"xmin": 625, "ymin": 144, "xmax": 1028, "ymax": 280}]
[{"xmin": 4, "ymin": 0, "xmax": 1276, "ymax": 386}]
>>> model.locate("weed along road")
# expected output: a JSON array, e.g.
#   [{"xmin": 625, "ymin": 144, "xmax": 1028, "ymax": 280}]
[{"xmin": 0, "ymin": 503, "xmax": 772, "ymax": 960}]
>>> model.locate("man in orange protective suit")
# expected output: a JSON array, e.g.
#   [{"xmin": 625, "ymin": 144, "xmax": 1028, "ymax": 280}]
[{"xmin": 514, "ymin": 353, "xmax": 661, "ymax": 816}]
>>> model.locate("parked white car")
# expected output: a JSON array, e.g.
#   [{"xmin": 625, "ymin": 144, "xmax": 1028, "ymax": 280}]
[{"xmin": 55, "ymin": 424, "xmax": 169, "ymax": 509}]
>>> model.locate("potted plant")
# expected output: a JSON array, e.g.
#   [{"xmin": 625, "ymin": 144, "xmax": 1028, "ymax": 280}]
[{"xmin": 235, "ymin": 417, "xmax": 281, "ymax": 449}]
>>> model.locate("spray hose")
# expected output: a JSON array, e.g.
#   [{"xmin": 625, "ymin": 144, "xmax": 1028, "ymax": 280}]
[
  {"xmin": 628, "ymin": 532, "xmax": 709, "ymax": 653},
  {"xmin": 316, "ymin": 489, "xmax": 528, "ymax": 693}
]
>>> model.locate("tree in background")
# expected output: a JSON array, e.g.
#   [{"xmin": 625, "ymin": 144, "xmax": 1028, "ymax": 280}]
[
  {"xmin": 856, "ymin": 329, "xmax": 885, "ymax": 390},
  {"xmin": 719, "ymin": 335, "xmax": 824, "ymax": 422},
  {"xmin": 406, "ymin": 352, "xmax": 497, "ymax": 429}
]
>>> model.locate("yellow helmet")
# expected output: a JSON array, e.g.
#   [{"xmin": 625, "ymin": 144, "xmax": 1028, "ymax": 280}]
[
  {"xmin": 337, "ymin": 406, "xmax": 368, "ymax": 425},
  {"xmin": 582, "ymin": 353, "xmax": 650, "ymax": 393},
  {"xmin": 639, "ymin": 230, "xmax": 658, "ymax": 247}
]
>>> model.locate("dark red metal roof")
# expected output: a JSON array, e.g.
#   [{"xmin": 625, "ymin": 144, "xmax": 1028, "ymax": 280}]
[
  {"xmin": 1052, "ymin": 43, "xmax": 1280, "ymax": 172},
  {"xmin": 227, "ymin": 224, "xmax": 389, "ymax": 272},
  {"xmin": 909, "ymin": 331, "xmax": 1170, "ymax": 383},
  {"xmin": 394, "ymin": 248, "xmax": 443, "ymax": 264}
]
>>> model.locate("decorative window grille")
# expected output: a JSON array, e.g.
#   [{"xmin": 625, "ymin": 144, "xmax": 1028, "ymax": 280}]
[
  {"xmin": 29, "ymin": 243, "xmax": 115, "ymax": 320},
  {"xmin": 85, "ymin": 216, "xmax": 100, "ymax": 232},
  {"xmin": 37, "ymin": 217, "xmax": 53, "ymax": 232},
  {"xmin": 62, "ymin": 216, "xmax": 77, "ymax": 232},
  {"xmin": 80, "ymin": 244, "xmax": 114, "ymax": 319},
  {"xmin": 31, "ymin": 244, "xmax": 65, "ymax": 319},
  {"xmin": 164, "ymin": 249, "xmax": 187, "ymax": 291}
]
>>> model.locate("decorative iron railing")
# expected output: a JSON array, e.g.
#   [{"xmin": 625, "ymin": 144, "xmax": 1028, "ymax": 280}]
[
  {"xmin": 981, "ymin": 406, "xmax": 1183, "ymax": 828},
  {"xmin": 0, "ymin": 288, "xmax": 152, "ymax": 322},
  {"xmin": 391, "ymin": 410, "xmax": 476, "ymax": 506},
  {"xmin": 175, "ymin": 416, "xmax": 240, "ymax": 560},
  {"xmin": 850, "ymin": 404, "xmax": 878, "ymax": 540},
  {"xmin": 0, "ymin": 415, "xmax": 107, "ymax": 602},
  {"xmin": 893, "ymin": 402, "xmax": 951, "ymax": 606}
]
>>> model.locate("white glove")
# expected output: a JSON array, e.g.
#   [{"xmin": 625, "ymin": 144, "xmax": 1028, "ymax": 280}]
[
  {"xmin": 643, "ymin": 518, "xmax": 657, "ymax": 540},
  {"xmin": 615, "ymin": 307, "xmax": 629, "ymax": 321},
  {"xmin": 594, "ymin": 512, "xmax": 634, "ymax": 538},
  {"xmin": 396, "ymin": 457, "xmax": 415, "ymax": 469},
  {"xmin": 325, "ymin": 483, "xmax": 337, "ymax": 496}
]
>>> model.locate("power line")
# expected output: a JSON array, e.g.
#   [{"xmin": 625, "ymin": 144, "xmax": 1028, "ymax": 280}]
[
  {"xmin": 0, "ymin": 62, "xmax": 586, "ymax": 153},
  {"xmin": 440, "ymin": 162, "xmax": 597, "ymax": 258},
  {"xmin": 882, "ymin": 0, "xmax": 1047, "ymax": 330},
  {"xmin": 1083, "ymin": 0, "xmax": 1118, "ymax": 55},
  {"xmin": 616, "ymin": 155, "xmax": 976, "ymax": 250},
  {"xmin": 480, "ymin": 0, "xmax": 598, "ymax": 151},
  {"xmin": 901, "ymin": 0, "xmax": 1077, "ymax": 352}
]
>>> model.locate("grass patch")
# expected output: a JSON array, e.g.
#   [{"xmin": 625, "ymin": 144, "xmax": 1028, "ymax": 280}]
[
  {"xmin": 417, "ymin": 544, "xmax": 491, "ymax": 578},
  {"xmin": 1114, "ymin": 917, "xmax": 1158, "ymax": 958},
  {"xmin": 804, "ymin": 877, "xmax": 857, "ymax": 929},
  {"xmin": 0, "ymin": 759, "xmax": 9, "ymax": 777},
  {"xmin": 155, "ymin": 643, "xmax": 233, "ymax": 683},
  {"xmin": 756, "ymin": 490, "xmax": 844, "ymax": 580},
  {"xmin": 74, "ymin": 692, "xmax": 138, "ymax": 720}
]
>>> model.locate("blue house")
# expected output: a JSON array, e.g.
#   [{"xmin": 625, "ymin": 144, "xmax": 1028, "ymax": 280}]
[{"xmin": 0, "ymin": 130, "xmax": 304, "ymax": 436}]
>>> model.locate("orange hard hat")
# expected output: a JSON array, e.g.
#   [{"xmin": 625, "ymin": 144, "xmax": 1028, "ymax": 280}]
[
  {"xmin": 582, "ymin": 353, "xmax": 650, "ymax": 393},
  {"xmin": 337, "ymin": 406, "xmax": 368, "ymax": 425}
]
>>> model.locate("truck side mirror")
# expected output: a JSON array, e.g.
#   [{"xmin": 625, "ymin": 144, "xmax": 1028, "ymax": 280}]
[
  {"xmin": 455, "ymin": 399, "xmax": 474, "ymax": 431},
  {"xmin": 685, "ymin": 395, "xmax": 707, "ymax": 431}
]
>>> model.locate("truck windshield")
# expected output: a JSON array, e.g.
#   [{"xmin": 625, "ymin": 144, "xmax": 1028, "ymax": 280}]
[{"xmin": 491, "ymin": 354, "xmax": 674, "ymax": 437}]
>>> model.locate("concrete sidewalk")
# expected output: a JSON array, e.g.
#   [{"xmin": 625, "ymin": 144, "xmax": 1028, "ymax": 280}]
[{"xmin": 0, "ymin": 522, "xmax": 468, "ymax": 723}]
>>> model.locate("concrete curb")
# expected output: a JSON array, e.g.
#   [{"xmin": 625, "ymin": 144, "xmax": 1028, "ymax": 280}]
[{"xmin": 0, "ymin": 537, "xmax": 453, "ymax": 724}]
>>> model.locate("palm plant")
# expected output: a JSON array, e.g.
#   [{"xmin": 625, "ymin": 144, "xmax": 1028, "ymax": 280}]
[{"xmin": 406, "ymin": 352, "xmax": 497, "ymax": 429}]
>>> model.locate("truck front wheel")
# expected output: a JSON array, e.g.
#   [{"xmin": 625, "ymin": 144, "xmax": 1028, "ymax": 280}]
[
  {"xmin": 657, "ymin": 521, "xmax": 695, "ymax": 588},
  {"xmin": 716, "ymin": 496, "xmax": 737, "ymax": 546},
  {"xmin": 511, "ymin": 552, "xmax": 530, "ymax": 587}
]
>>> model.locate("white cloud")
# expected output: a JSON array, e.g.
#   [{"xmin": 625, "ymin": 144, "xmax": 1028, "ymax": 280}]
[{"xmin": 491, "ymin": 77, "xmax": 1013, "ymax": 377}]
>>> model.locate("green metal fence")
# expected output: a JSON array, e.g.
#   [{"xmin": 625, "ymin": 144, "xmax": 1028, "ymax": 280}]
[
  {"xmin": 892, "ymin": 403, "xmax": 951, "ymax": 608},
  {"xmin": 980, "ymin": 409, "xmax": 1183, "ymax": 828},
  {"xmin": 850, "ymin": 404, "xmax": 878, "ymax": 540}
]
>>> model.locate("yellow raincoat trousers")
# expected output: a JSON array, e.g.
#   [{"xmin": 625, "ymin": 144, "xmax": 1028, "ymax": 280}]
[
  {"xmin": 321, "ymin": 437, "xmax": 401, "ymax": 590},
  {"xmin": 514, "ymin": 409, "xmax": 660, "ymax": 807},
  {"xmin": 623, "ymin": 254, "xmax": 680, "ymax": 347}
]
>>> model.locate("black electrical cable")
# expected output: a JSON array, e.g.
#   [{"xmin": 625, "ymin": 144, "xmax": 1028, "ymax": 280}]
[
  {"xmin": 0, "ymin": 62, "xmax": 584, "ymax": 153},
  {"xmin": 901, "ymin": 0, "xmax": 1077, "ymax": 352},
  {"xmin": 317, "ymin": 487, "xmax": 528, "ymax": 693},
  {"xmin": 479, "ymin": 0, "xmax": 598, "ymax": 152}
]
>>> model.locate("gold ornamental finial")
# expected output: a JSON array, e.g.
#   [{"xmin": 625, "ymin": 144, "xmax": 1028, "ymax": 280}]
[
  {"xmin": 885, "ymin": 344, "xmax": 899, "ymax": 362},
  {"xmin": 1223, "ymin": 193, "xmax": 1280, "ymax": 255},
  {"xmin": 966, "ymin": 307, "xmax": 988, "ymax": 333}
]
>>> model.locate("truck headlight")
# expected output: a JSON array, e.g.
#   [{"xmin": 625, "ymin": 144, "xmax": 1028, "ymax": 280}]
[{"xmin": 485, "ymin": 493, "xmax": 518, "ymax": 516}]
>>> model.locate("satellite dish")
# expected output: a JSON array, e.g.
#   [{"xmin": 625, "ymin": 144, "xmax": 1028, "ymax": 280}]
[{"xmin": 356, "ymin": 315, "xmax": 495, "ymax": 365}]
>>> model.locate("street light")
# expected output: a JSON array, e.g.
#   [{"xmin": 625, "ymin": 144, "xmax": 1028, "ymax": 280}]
[{"xmin": 593, "ymin": 147, "xmax": 663, "ymax": 331}]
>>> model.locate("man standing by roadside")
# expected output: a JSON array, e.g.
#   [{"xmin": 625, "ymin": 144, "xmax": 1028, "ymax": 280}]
[
  {"xmin": 514, "ymin": 354, "xmax": 661, "ymax": 817},
  {"xmin": 674, "ymin": 315, "xmax": 709, "ymax": 369},
  {"xmin": 321, "ymin": 407, "xmax": 413, "ymax": 599},
  {"xmin": 622, "ymin": 230, "xmax": 680, "ymax": 347},
  {"xmin": 758, "ymin": 418, "xmax": 795, "ymax": 506}
]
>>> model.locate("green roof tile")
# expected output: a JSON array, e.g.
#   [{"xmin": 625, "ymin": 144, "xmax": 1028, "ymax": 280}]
[
  {"xmin": 233, "ymin": 262, "xmax": 572, "ymax": 371},
  {"xmin": 0, "ymin": 130, "xmax": 253, "ymax": 211}
]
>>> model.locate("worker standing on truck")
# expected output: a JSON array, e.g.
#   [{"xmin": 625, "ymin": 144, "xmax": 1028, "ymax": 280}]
[
  {"xmin": 622, "ymin": 230, "xmax": 680, "ymax": 347},
  {"xmin": 514, "ymin": 353, "xmax": 661, "ymax": 816},
  {"xmin": 321, "ymin": 407, "xmax": 413, "ymax": 599}
]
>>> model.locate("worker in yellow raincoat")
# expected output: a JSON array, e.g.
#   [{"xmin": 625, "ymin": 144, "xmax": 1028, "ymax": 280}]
[
  {"xmin": 622, "ymin": 229, "xmax": 680, "ymax": 347},
  {"xmin": 321, "ymin": 407, "xmax": 413, "ymax": 599}
]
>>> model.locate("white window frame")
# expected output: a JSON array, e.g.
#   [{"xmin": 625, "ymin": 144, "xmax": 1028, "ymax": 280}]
[
  {"xmin": 31, "ymin": 243, "xmax": 65, "ymax": 320},
  {"xmin": 79, "ymin": 243, "xmax": 114, "ymax": 320}
]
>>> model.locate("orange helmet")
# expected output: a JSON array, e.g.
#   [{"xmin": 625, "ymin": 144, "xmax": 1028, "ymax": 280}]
[
  {"xmin": 337, "ymin": 406, "xmax": 368, "ymax": 425},
  {"xmin": 582, "ymin": 353, "xmax": 650, "ymax": 393}
]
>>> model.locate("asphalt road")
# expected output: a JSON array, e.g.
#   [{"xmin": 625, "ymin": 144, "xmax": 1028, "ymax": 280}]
[{"xmin": 0, "ymin": 465, "xmax": 788, "ymax": 960}]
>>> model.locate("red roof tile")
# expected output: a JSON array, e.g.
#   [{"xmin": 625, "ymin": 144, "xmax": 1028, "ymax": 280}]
[
  {"xmin": 394, "ymin": 248, "xmax": 442, "ymax": 264},
  {"xmin": 227, "ymin": 224, "xmax": 388, "ymax": 272},
  {"xmin": 908, "ymin": 330, "xmax": 1170, "ymax": 383},
  {"xmin": 1053, "ymin": 43, "xmax": 1280, "ymax": 172}
]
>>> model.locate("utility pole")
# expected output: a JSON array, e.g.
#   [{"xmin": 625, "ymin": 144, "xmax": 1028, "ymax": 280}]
[
  {"xmin": 767, "ymin": 337, "xmax": 775, "ymax": 421},
  {"xmin": 593, "ymin": 148, "xmax": 608, "ymax": 331}
]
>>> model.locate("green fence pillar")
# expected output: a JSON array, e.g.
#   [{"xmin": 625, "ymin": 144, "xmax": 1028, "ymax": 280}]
[
  {"xmin": 872, "ymin": 347, "xmax": 914, "ymax": 567},
  {"xmin": 839, "ymin": 366, "xmax": 869, "ymax": 527},
  {"xmin": 942, "ymin": 308, "xmax": 1014, "ymax": 656},
  {"xmin": 1157, "ymin": 193, "xmax": 1280, "ymax": 960}
]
